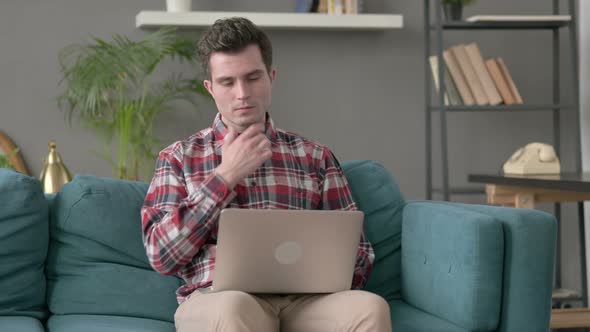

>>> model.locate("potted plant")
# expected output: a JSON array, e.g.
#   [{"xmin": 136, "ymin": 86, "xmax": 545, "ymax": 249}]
[
  {"xmin": 0, "ymin": 148, "xmax": 18, "ymax": 170},
  {"xmin": 58, "ymin": 28, "xmax": 208, "ymax": 180},
  {"xmin": 442, "ymin": 0, "xmax": 476, "ymax": 21}
]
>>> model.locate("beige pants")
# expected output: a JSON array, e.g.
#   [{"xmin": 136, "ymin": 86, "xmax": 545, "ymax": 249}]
[{"xmin": 174, "ymin": 289, "xmax": 392, "ymax": 332}]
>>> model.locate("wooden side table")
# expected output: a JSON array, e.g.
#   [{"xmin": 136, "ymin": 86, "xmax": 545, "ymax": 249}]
[{"xmin": 469, "ymin": 173, "xmax": 590, "ymax": 329}]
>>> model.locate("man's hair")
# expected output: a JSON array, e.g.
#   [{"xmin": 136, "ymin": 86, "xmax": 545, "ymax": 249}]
[{"xmin": 197, "ymin": 17, "xmax": 273, "ymax": 77}]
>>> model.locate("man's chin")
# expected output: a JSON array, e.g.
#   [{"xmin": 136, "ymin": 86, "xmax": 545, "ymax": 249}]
[
  {"xmin": 241, "ymin": 115, "xmax": 265, "ymax": 125},
  {"xmin": 236, "ymin": 120, "xmax": 265, "ymax": 133}
]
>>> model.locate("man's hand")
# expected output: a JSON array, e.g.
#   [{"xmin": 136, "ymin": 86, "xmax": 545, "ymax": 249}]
[{"xmin": 215, "ymin": 123, "xmax": 272, "ymax": 189}]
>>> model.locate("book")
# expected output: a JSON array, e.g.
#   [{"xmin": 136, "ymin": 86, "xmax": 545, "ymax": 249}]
[
  {"xmin": 496, "ymin": 57, "xmax": 524, "ymax": 104},
  {"xmin": 429, "ymin": 56, "xmax": 449, "ymax": 105},
  {"xmin": 465, "ymin": 15, "xmax": 571, "ymax": 23},
  {"xmin": 485, "ymin": 58, "xmax": 515, "ymax": 105},
  {"xmin": 451, "ymin": 44, "xmax": 489, "ymax": 105},
  {"xmin": 296, "ymin": 0, "xmax": 314, "ymax": 12},
  {"xmin": 429, "ymin": 55, "xmax": 462, "ymax": 106},
  {"xmin": 464, "ymin": 43, "xmax": 502, "ymax": 105},
  {"xmin": 444, "ymin": 63, "xmax": 462, "ymax": 106},
  {"xmin": 327, "ymin": 0, "xmax": 344, "ymax": 14},
  {"xmin": 443, "ymin": 49, "xmax": 475, "ymax": 106},
  {"xmin": 318, "ymin": 0, "xmax": 328, "ymax": 13},
  {"xmin": 344, "ymin": 0, "xmax": 357, "ymax": 14}
]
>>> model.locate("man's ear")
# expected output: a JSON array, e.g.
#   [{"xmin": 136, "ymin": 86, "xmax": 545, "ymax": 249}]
[
  {"xmin": 204, "ymin": 79, "xmax": 213, "ymax": 95},
  {"xmin": 269, "ymin": 68, "xmax": 276, "ymax": 82}
]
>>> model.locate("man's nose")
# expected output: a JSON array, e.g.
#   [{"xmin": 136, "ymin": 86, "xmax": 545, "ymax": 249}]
[{"xmin": 236, "ymin": 80, "xmax": 251, "ymax": 99}]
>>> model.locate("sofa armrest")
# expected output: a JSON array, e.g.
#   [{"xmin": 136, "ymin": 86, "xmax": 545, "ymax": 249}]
[
  {"xmin": 441, "ymin": 202, "xmax": 557, "ymax": 332},
  {"xmin": 401, "ymin": 201, "xmax": 556, "ymax": 332},
  {"xmin": 401, "ymin": 201, "xmax": 505, "ymax": 331}
]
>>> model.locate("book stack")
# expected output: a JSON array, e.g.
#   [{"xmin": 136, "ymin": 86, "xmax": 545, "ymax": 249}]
[
  {"xmin": 296, "ymin": 0, "xmax": 363, "ymax": 14},
  {"xmin": 324, "ymin": 0, "xmax": 362, "ymax": 14},
  {"xmin": 429, "ymin": 43, "xmax": 523, "ymax": 106}
]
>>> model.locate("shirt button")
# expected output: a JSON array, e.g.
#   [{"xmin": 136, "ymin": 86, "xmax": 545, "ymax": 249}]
[
  {"xmin": 250, "ymin": 180, "xmax": 257, "ymax": 186},
  {"xmin": 217, "ymin": 191, "xmax": 224, "ymax": 197},
  {"xmin": 297, "ymin": 187, "xmax": 302, "ymax": 193}
]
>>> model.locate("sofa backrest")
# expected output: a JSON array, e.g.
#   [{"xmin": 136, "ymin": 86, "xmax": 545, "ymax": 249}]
[
  {"xmin": 43, "ymin": 160, "xmax": 405, "ymax": 322},
  {"xmin": 342, "ymin": 160, "xmax": 404, "ymax": 300},
  {"xmin": 46, "ymin": 175, "xmax": 182, "ymax": 322},
  {"xmin": 0, "ymin": 169, "xmax": 48, "ymax": 320}
]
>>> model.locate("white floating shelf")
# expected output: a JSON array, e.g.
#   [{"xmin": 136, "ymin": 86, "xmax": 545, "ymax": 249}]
[{"xmin": 136, "ymin": 11, "xmax": 403, "ymax": 30}]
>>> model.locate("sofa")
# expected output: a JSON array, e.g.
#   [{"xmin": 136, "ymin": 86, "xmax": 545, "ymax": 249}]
[{"xmin": 0, "ymin": 160, "xmax": 556, "ymax": 332}]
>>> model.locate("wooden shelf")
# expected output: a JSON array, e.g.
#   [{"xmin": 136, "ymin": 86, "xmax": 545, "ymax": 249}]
[
  {"xmin": 136, "ymin": 11, "xmax": 404, "ymax": 30},
  {"xmin": 431, "ymin": 186, "xmax": 485, "ymax": 195},
  {"xmin": 551, "ymin": 308, "xmax": 590, "ymax": 329}
]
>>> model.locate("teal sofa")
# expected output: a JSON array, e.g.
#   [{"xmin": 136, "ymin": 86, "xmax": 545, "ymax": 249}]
[{"xmin": 0, "ymin": 160, "xmax": 556, "ymax": 331}]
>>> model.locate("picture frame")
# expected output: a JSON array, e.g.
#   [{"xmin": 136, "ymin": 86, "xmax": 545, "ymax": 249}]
[{"xmin": 0, "ymin": 131, "xmax": 29, "ymax": 175}]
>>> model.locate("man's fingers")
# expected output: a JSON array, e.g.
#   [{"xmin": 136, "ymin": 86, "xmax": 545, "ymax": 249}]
[
  {"xmin": 245, "ymin": 133, "xmax": 268, "ymax": 149},
  {"xmin": 256, "ymin": 137, "xmax": 271, "ymax": 151},
  {"xmin": 252, "ymin": 123, "xmax": 265, "ymax": 133},
  {"xmin": 256, "ymin": 138, "xmax": 272, "ymax": 161},
  {"xmin": 260, "ymin": 145, "xmax": 273, "ymax": 161}
]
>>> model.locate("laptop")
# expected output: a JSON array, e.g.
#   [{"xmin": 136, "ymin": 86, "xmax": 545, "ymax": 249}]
[{"xmin": 212, "ymin": 208, "xmax": 364, "ymax": 294}]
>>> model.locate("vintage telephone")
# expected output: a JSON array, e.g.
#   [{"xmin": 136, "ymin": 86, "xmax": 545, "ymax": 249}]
[{"xmin": 503, "ymin": 142, "xmax": 561, "ymax": 175}]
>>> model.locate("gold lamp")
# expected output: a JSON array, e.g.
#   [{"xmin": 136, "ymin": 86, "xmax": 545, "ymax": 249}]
[{"xmin": 40, "ymin": 140, "xmax": 72, "ymax": 194}]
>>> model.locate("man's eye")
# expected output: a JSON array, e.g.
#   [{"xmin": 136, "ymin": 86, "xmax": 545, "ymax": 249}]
[
  {"xmin": 248, "ymin": 76, "xmax": 260, "ymax": 81},
  {"xmin": 220, "ymin": 81, "xmax": 233, "ymax": 86}
]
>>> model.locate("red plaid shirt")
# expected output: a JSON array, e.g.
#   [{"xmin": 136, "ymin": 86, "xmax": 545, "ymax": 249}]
[{"xmin": 141, "ymin": 113, "xmax": 374, "ymax": 303}]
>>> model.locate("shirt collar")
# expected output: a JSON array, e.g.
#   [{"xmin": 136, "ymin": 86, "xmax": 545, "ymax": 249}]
[{"xmin": 213, "ymin": 112, "xmax": 277, "ymax": 142}]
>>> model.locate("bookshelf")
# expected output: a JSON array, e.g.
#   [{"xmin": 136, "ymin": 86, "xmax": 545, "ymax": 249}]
[
  {"xmin": 425, "ymin": 1, "xmax": 582, "ymax": 328},
  {"xmin": 424, "ymin": 0, "xmax": 580, "ymax": 201},
  {"xmin": 136, "ymin": 11, "xmax": 404, "ymax": 30}
]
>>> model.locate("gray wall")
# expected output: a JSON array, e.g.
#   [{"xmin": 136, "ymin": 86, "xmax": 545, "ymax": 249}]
[
  {"xmin": 580, "ymin": 0, "xmax": 590, "ymax": 305},
  {"xmin": 2, "ymin": 0, "xmax": 583, "ymax": 300}
]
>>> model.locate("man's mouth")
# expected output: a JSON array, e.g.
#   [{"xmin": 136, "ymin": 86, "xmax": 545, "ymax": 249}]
[{"xmin": 235, "ymin": 105, "xmax": 254, "ymax": 111}]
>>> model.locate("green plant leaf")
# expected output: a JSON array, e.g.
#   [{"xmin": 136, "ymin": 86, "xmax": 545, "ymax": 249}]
[
  {"xmin": 0, "ymin": 148, "xmax": 19, "ymax": 169},
  {"xmin": 57, "ymin": 28, "xmax": 207, "ymax": 180}
]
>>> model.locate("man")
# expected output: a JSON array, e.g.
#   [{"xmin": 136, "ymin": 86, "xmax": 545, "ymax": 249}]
[{"xmin": 141, "ymin": 17, "xmax": 392, "ymax": 332}]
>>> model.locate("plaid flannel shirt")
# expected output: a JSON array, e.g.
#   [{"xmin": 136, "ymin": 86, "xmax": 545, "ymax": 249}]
[{"xmin": 141, "ymin": 113, "xmax": 374, "ymax": 303}]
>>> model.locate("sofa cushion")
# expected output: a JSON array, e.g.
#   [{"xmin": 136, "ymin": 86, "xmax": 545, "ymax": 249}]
[
  {"xmin": 443, "ymin": 202, "xmax": 556, "ymax": 332},
  {"xmin": 0, "ymin": 316, "xmax": 45, "ymax": 332},
  {"xmin": 0, "ymin": 169, "xmax": 48, "ymax": 319},
  {"xmin": 342, "ymin": 160, "xmax": 404, "ymax": 300},
  {"xmin": 402, "ymin": 201, "xmax": 504, "ymax": 331},
  {"xmin": 46, "ymin": 175, "xmax": 182, "ymax": 322},
  {"xmin": 47, "ymin": 314, "xmax": 175, "ymax": 332}
]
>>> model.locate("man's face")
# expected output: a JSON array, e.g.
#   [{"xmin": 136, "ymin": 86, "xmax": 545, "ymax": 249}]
[{"xmin": 204, "ymin": 44, "xmax": 276, "ymax": 133}]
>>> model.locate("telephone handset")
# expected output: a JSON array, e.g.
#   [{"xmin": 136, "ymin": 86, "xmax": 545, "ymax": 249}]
[{"xmin": 503, "ymin": 142, "xmax": 560, "ymax": 175}]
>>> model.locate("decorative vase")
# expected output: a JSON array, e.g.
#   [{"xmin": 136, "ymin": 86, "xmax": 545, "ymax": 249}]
[
  {"xmin": 166, "ymin": 0, "xmax": 192, "ymax": 12},
  {"xmin": 39, "ymin": 141, "xmax": 72, "ymax": 194},
  {"xmin": 443, "ymin": 4, "xmax": 463, "ymax": 21}
]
